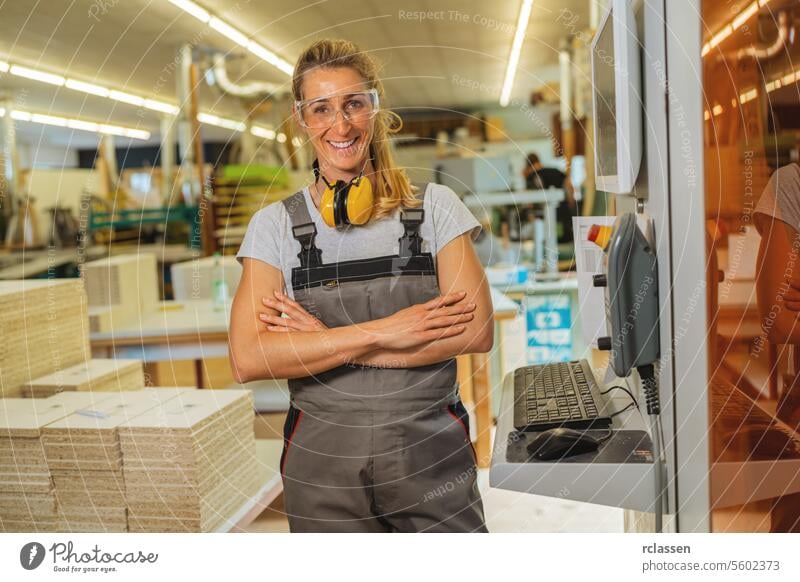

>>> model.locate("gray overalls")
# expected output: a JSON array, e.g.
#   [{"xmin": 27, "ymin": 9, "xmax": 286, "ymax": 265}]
[{"xmin": 278, "ymin": 185, "xmax": 487, "ymax": 532}]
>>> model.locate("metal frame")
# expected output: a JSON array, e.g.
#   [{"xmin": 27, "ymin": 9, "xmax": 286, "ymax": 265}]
[
  {"xmin": 641, "ymin": 0, "xmax": 679, "ymax": 532},
  {"xmin": 664, "ymin": 0, "xmax": 711, "ymax": 532},
  {"xmin": 591, "ymin": 0, "xmax": 644, "ymax": 194}
]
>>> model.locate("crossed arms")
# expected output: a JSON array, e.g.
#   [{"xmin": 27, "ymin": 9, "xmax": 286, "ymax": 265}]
[{"xmin": 228, "ymin": 232, "xmax": 494, "ymax": 382}]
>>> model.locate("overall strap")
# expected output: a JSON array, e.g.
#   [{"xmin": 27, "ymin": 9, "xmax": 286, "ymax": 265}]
[
  {"xmin": 282, "ymin": 190, "xmax": 322, "ymax": 269},
  {"xmin": 399, "ymin": 182, "xmax": 429, "ymax": 259}
]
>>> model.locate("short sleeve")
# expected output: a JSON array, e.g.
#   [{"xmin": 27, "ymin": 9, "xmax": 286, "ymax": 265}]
[
  {"xmin": 235, "ymin": 203, "xmax": 285, "ymax": 270},
  {"xmin": 754, "ymin": 164, "xmax": 800, "ymax": 235},
  {"xmin": 426, "ymin": 183, "xmax": 481, "ymax": 255}
]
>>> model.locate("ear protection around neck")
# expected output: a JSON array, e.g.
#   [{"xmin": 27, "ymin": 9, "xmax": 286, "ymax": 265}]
[{"xmin": 312, "ymin": 159, "xmax": 374, "ymax": 228}]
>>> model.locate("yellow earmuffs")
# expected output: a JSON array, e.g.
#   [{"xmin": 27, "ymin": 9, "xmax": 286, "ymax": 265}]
[{"xmin": 313, "ymin": 159, "xmax": 374, "ymax": 227}]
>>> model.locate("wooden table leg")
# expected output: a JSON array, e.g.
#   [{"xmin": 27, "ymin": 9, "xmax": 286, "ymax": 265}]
[
  {"xmin": 456, "ymin": 355, "xmax": 474, "ymax": 406},
  {"xmin": 143, "ymin": 362, "xmax": 159, "ymax": 387},
  {"xmin": 470, "ymin": 352, "xmax": 492, "ymax": 468},
  {"xmin": 195, "ymin": 359, "xmax": 205, "ymax": 389}
]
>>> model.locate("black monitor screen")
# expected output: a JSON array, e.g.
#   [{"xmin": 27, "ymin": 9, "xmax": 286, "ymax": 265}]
[{"xmin": 594, "ymin": 15, "xmax": 618, "ymax": 179}]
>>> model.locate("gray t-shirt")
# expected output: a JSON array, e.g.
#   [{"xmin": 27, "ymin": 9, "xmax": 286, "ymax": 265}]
[
  {"xmin": 236, "ymin": 182, "xmax": 481, "ymax": 297},
  {"xmin": 754, "ymin": 163, "xmax": 800, "ymax": 234}
]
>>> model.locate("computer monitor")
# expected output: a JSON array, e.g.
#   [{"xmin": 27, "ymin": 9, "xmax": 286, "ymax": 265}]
[{"xmin": 591, "ymin": 0, "xmax": 642, "ymax": 195}]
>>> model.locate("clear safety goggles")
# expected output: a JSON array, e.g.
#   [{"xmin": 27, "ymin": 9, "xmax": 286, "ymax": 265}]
[{"xmin": 295, "ymin": 88, "xmax": 379, "ymax": 129}]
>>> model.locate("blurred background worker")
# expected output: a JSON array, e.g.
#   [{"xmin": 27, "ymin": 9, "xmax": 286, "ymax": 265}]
[{"xmin": 522, "ymin": 153, "xmax": 579, "ymax": 245}]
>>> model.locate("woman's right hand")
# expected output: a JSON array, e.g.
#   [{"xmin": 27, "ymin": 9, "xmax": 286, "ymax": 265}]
[{"xmin": 362, "ymin": 291, "xmax": 476, "ymax": 350}]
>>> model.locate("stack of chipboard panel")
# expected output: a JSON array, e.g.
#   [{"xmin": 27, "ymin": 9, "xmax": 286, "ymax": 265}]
[
  {"xmin": 120, "ymin": 390, "xmax": 259, "ymax": 532},
  {"xmin": 41, "ymin": 388, "xmax": 192, "ymax": 532},
  {"xmin": 81, "ymin": 253, "xmax": 159, "ymax": 333},
  {"xmin": 0, "ymin": 392, "xmax": 114, "ymax": 532},
  {"xmin": 21, "ymin": 359, "xmax": 145, "ymax": 398},
  {"xmin": 0, "ymin": 279, "xmax": 90, "ymax": 397}
]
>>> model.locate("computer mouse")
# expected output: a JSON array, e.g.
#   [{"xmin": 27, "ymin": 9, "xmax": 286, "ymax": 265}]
[{"xmin": 527, "ymin": 427, "xmax": 601, "ymax": 460}]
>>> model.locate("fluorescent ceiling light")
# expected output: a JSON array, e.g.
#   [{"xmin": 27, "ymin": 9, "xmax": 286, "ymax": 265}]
[
  {"xmin": 710, "ymin": 25, "xmax": 733, "ymax": 48},
  {"xmin": 3, "ymin": 57, "xmax": 181, "ymax": 118},
  {"xmin": 1, "ymin": 56, "xmax": 284, "ymax": 142},
  {"xmin": 31, "ymin": 113, "xmax": 68, "ymax": 127},
  {"xmin": 500, "ymin": 0, "xmax": 534, "ymax": 107},
  {"xmin": 144, "ymin": 99, "xmax": 179, "ymax": 114},
  {"xmin": 702, "ymin": 25, "xmax": 733, "ymax": 56},
  {"xmin": 251, "ymin": 125, "xmax": 276, "ymax": 140},
  {"xmin": 739, "ymin": 88, "xmax": 757, "ymax": 104},
  {"xmin": 100, "ymin": 124, "xmax": 151, "ymax": 140},
  {"xmin": 198, "ymin": 112, "xmax": 247, "ymax": 132},
  {"xmin": 703, "ymin": 0, "xmax": 771, "ymax": 57},
  {"xmin": 10, "ymin": 65, "xmax": 65, "ymax": 86},
  {"xmin": 127, "ymin": 129, "xmax": 152, "ymax": 139},
  {"xmin": 168, "ymin": 1, "xmax": 292, "ymax": 76},
  {"xmin": 247, "ymin": 41, "xmax": 294, "ymax": 76},
  {"xmin": 109, "ymin": 90, "xmax": 145, "ymax": 106},
  {"xmin": 67, "ymin": 119, "xmax": 100, "ymax": 132},
  {"xmin": 732, "ymin": 1, "xmax": 759, "ymax": 30},
  {"xmin": 168, "ymin": 0, "xmax": 210, "ymax": 22},
  {"xmin": 0, "ymin": 107, "xmax": 150, "ymax": 139},
  {"xmin": 65, "ymin": 79, "xmax": 110, "ymax": 97},
  {"xmin": 10, "ymin": 110, "xmax": 32, "ymax": 121},
  {"xmin": 209, "ymin": 16, "xmax": 249, "ymax": 47}
]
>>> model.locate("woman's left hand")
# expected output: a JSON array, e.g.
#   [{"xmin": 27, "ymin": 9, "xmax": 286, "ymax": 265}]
[{"xmin": 258, "ymin": 290, "xmax": 328, "ymax": 332}]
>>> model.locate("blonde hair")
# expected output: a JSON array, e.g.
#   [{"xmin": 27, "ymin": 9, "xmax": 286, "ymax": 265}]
[{"xmin": 292, "ymin": 39, "xmax": 419, "ymax": 219}]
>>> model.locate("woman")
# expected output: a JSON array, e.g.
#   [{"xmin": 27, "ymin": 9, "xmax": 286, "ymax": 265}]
[
  {"xmin": 229, "ymin": 39, "xmax": 493, "ymax": 532},
  {"xmin": 753, "ymin": 162, "xmax": 800, "ymax": 532}
]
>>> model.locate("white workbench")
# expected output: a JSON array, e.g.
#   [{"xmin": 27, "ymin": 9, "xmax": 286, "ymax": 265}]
[{"xmin": 90, "ymin": 300, "xmax": 229, "ymax": 387}]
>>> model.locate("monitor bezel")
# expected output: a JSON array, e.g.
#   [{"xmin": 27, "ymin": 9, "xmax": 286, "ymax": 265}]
[{"xmin": 590, "ymin": 0, "xmax": 642, "ymax": 195}]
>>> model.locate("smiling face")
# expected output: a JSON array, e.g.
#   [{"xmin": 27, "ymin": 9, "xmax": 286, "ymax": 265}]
[{"xmin": 295, "ymin": 67, "xmax": 374, "ymax": 180}]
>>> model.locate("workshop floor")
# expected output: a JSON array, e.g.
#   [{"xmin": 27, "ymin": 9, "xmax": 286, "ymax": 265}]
[
  {"xmin": 239, "ymin": 472, "xmax": 625, "ymax": 533},
  {"xmin": 153, "ymin": 359, "xmax": 781, "ymax": 533}
]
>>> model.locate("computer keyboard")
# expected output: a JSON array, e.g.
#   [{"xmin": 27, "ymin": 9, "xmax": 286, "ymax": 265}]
[{"xmin": 513, "ymin": 360, "xmax": 612, "ymax": 431}]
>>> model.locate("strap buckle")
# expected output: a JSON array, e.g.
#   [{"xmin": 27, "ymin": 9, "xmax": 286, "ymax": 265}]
[
  {"xmin": 292, "ymin": 223, "xmax": 322, "ymax": 268},
  {"xmin": 399, "ymin": 208, "xmax": 424, "ymax": 258}
]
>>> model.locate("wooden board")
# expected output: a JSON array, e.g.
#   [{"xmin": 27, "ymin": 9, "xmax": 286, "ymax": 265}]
[
  {"xmin": 0, "ymin": 391, "xmax": 121, "ymax": 532},
  {"xmin": 0, "ymin": 388, "xmax": 265, "ymax": 533},
  {"xmin": 88, "ymin": 305, "xmax": 127, "ymax": 334},
  {"xmin": 119, "ymin": 390, "xmax": 259, "ymax": 532},
  {"xmin": 40, "ymin": 387, "xmax": 194, "ymax": 532},
  {"xmin": 22, "ymin": 359, "xmax": 144, "ymax": 398},
  {"xmin": 81, "ymin": 253, "xmax": 159, "ymax": 331},
  {"xmin": 0, "ymin": 279, "xmax": 91, "ymax": 397}
]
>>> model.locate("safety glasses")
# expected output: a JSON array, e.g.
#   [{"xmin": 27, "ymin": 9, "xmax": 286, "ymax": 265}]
[{"xmin": 295, "ymin": 88, "xmax": 379, "ymax": 129}]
